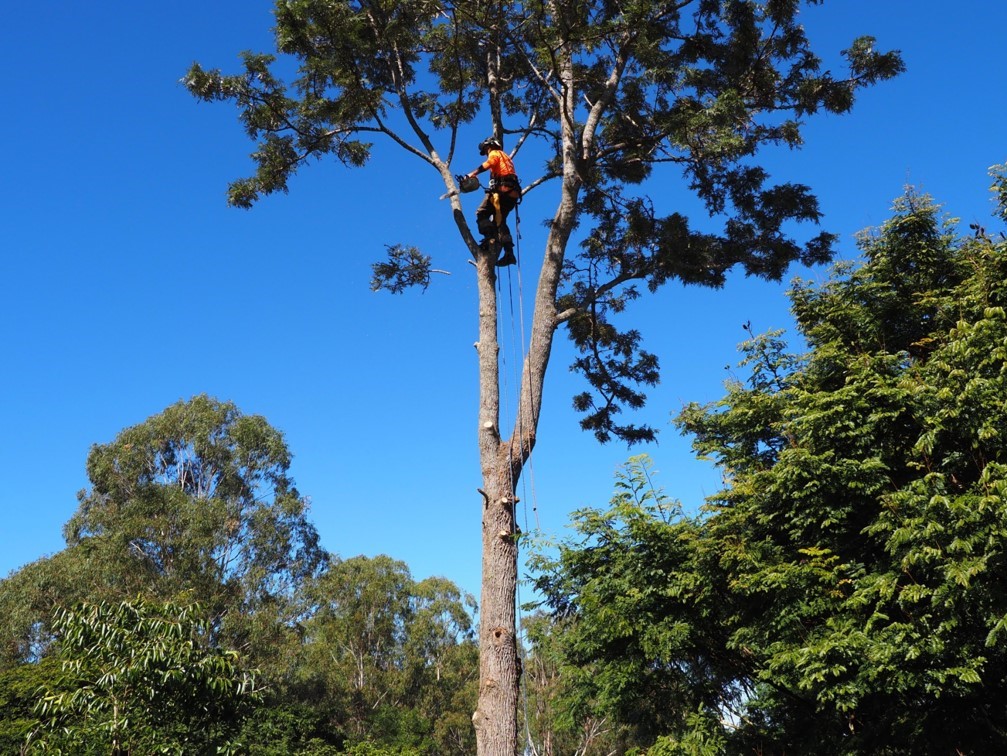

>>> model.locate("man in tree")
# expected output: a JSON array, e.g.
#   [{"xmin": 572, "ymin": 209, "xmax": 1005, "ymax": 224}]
[
  {"xmin": 184, "ymin": 3, "xmax": 903, "ymax": 752},
  {"xmin": 463, "ymin": 136, "xmax": 521, "ymax": 266}
]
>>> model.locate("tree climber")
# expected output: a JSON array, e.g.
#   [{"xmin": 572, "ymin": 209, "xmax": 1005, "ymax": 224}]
[{"xmin": 462, "ymin": 137, "xmax": 521, "ymax": 266}]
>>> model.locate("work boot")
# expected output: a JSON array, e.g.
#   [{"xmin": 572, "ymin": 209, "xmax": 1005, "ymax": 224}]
[{"xmin": 496, "ymin": 247, "xmax": 517, "ymax": 267}]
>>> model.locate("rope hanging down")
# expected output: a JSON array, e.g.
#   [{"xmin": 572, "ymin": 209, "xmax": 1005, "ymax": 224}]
[{"xmin": 494, "ymin": 204, "xmax": 547, "ymax": 756}]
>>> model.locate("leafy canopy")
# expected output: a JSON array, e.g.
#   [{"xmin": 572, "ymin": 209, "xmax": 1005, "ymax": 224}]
[
  {"xmin": 67, "ymin": 395, "xmax": 326, "ymax": 621},
  {"xmin": 185, "ymin": 0, "xmax": 902, "ymax": 443},
  {"xmin": 536, "ymin": 169, "xmax": 1007, "ymax": 753},
  {"xmin": 293, "ymin": 555, "xmax": 478, "ymax": 754},
  {"xmin": 29, "ymin": 597, "xmax": 258, "ymax": 755},
  {"xmin": 0, "ymin": 395, "xmax": 326, "ymax": 671}
]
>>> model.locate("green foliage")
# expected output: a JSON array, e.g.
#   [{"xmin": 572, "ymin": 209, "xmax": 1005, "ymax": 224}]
[
  {"xmin": 537, "ymin": 170, "xmax": 1007, "ymax": 753},
  {"xmin": 28, "ymin": 597, "xmax": 258, "ymax": 755},
  {"xmin": 0, "ymin": 395, "xmax": 327, "ymax": 672},
  {"xmin": 990, "ymin": 163, "xmax": 1007, "ymax": 222},
  {"xmin": 0, "ymin": 546, "xmax": 133, "ymax": 669},
  {"xmin": 0, "ymin": 657, "xmax": 62, "ymax": 754},
  {"xmin": 185, "ymin": 0, "xmax": 902, "ymax": 444},
  {"xmin": 340, "ymin": 743, "xmax": 423, "ymax": 756},
  {"xmin": 370, "ymin": 245, "xmax": 435, "ymax": 293},
  {"xmin": 533, "ymin": 456, "xmax": 732, "ymax": 746},
  {"xmin": 640, "ymin": 707, "xmax": 728, "ymax": 756},
  {"xmin": 0, "ymin": 398, "xmax": 481, "ymax": 754},
  {"xmin": 240, "ymin": 701, "xmax": 345, "ymax": 754},
  {"xmin": 521, "ymin": 611, "xmax": 632, "ymax": 755},
  {"xmin": 292, "ymin": 555, "xmax": 478, "ymax": 755},
  {"xmin": 67, "ymin": 394, "xmax": 326, "ymax": 611}
]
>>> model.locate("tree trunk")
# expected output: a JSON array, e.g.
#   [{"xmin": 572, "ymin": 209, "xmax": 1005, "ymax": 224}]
[
  {"xmin": 471, "ymin": 22, "xmax": 524, "ymax": 750},
  {"xmin": 472, "ymin": 243, "xmax": 521, "ymax": 755},
  {"xmin": 472, "ymin": 20, "xmax": 581, "ymax": 745},
  {"xmin": 472, "ymin": 181, "xmax": 578, "ymax": 755},
  {"xmin": 473, "ymin": 462, "xmax": 520, "ymax": 756}
]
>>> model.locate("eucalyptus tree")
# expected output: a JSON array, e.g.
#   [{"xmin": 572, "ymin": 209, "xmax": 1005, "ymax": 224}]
[
  {"xmin": 184, "ymin": 2, "xmax": 902, "ymax": 751},
  {"xmin": 68, "ymin": 395, "xmax": 327, "ymax": 649},
  {"xmin": 299, "ymin": 555, "xmax": 478, "ymax": 753},
  {"xmin": 0, "ymin": 395, "xmax": 326, "ymax": 671}
]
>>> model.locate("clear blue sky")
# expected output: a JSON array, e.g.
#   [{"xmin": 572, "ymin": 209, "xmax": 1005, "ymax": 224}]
[{"xmin": 2, "ymin": 1, "xmax": 1004, "ymax": 603}]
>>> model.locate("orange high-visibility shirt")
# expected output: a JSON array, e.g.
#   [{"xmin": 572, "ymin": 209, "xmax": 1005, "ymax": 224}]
[{"xmin": 482, "ymin": 149, "xmax": 516, "ymax": 179}]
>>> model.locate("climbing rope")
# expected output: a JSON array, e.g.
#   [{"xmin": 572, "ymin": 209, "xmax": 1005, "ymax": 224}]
[{"xmin": 494, "ymin": 202, "xmax": 547, "ymax": 756}]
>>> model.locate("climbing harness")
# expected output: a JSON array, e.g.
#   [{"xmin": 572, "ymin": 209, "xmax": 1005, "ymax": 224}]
[{"xmin": 490, "ymin": 175, "xmax": 521, "ymax": 266}]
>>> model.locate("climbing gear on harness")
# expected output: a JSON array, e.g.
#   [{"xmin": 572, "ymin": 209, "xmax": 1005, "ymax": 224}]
[
  {"xmin": 491, "ymin": 175, "xmax": 521, "ymax": 202},
  {"xmin": 467, "ymin": 136, "xmax": 521, "ymax": 266},
  {"xmin": 478, "ymin": 136, "xmax": 502, "ymax": 155}
]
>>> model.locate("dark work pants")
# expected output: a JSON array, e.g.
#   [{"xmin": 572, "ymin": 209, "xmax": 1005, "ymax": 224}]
[{"xmin": 476, "ymin": 190, "xmax": 518, "ymax": 250}]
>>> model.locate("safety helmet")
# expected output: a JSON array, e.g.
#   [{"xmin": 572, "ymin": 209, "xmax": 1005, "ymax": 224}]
[{"xmin": 478, "ymin": 137, "xmax": 502, "ymax": 155}]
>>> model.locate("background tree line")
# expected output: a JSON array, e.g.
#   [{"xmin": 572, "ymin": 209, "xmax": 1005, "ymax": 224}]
[{"xmin": 0, "ymin": 396, "xmax": 478, "ymax": 754}]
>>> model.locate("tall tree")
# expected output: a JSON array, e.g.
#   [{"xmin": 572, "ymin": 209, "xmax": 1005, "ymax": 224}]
[
  {"xmin": 536, "ymin": 176, "xmax": 1007, "ymax": 752},
  {"xmin": 68, "ymin": 395, "xmax": 326, "ymax": 644},
  {"xmin": 184, "ymin": 3, "xmax": 902, "ymax": 751},
  {"xmin": 0, "ymin": 395, "xmax": 326, "ymax": 670},
  {"xmin": 295, "ymin": 555, "xmax": 478, "ymax": 754}
]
